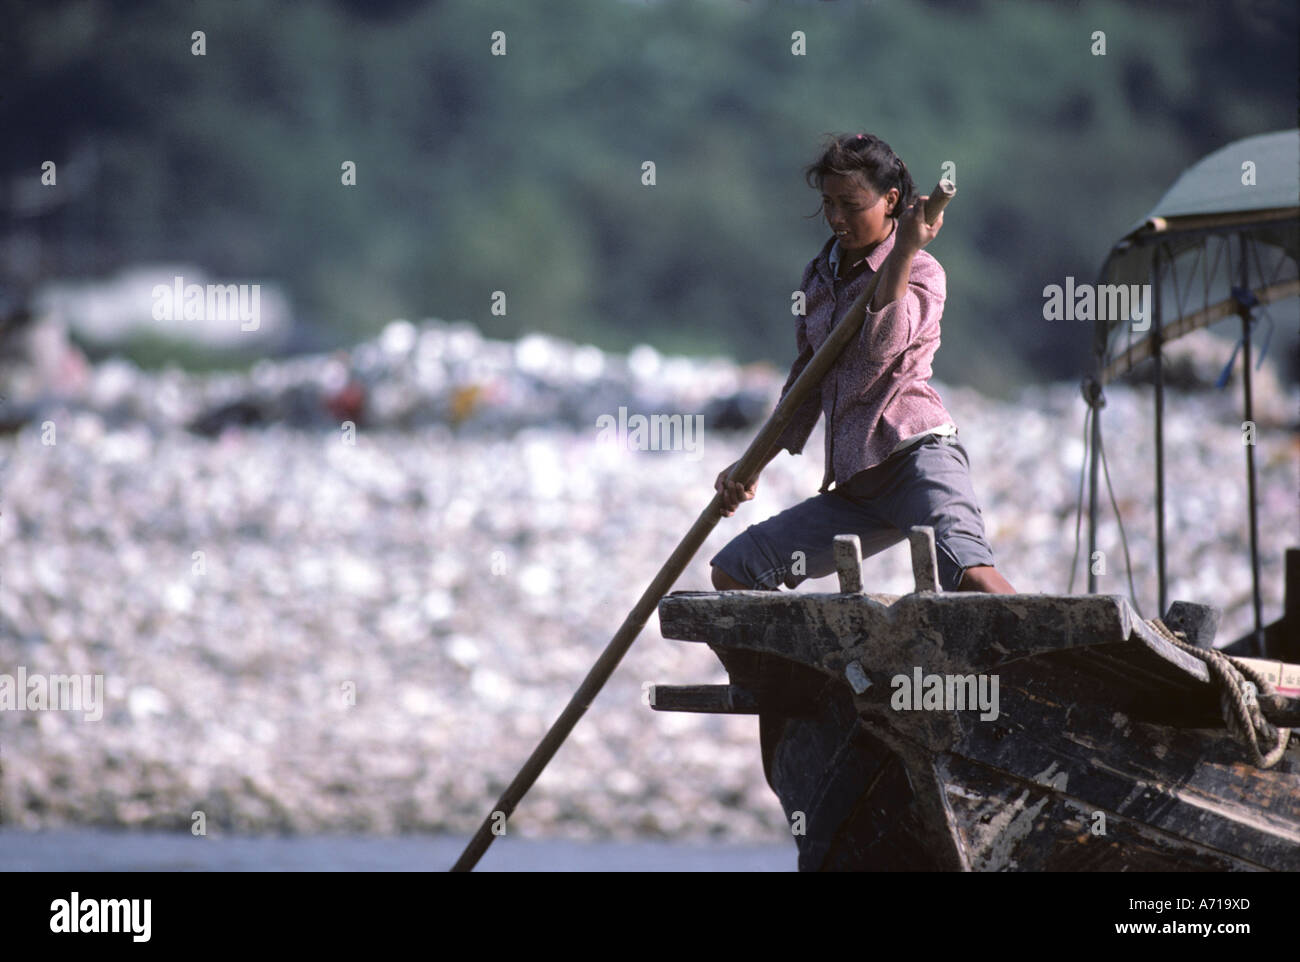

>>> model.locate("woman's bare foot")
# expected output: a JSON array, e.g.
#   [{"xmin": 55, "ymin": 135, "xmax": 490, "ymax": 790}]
[
  {"xmin": 711, "ymin": 566, "xmax": 751, "ymax": 590},
  {"xmin": 956, "ymin": 565, "xmax": 1016, "ymax": 594}
]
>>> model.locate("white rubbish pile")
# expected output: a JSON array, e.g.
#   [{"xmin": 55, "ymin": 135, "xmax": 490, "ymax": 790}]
[
  {"xmin": 0, "ymin": 317, "xmax": 1294, "ymax": 841},
  {"xmin": 1, "ymin": 316, "xmax": 778, "ymax": 436}
]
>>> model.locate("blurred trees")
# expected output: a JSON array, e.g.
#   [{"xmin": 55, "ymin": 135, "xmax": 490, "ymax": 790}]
[{"xmin": 3, "ymin": 0, "xmax": 1295, "ymax": 394}]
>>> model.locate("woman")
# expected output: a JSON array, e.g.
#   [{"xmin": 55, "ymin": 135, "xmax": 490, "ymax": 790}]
[{"xmin": 709, "ymin": 132, "xmax": 1015, "ymax": 595}]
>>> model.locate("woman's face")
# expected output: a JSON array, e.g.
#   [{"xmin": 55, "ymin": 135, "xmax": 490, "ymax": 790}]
[{"xmin": 821, "ymin": 173, "xmax": 899, "ymax": 252}]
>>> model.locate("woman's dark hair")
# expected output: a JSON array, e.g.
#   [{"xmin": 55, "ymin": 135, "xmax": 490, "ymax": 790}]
[{"xmin": 803, "ymin": 132, "xmax": 916, "ymax": 221}]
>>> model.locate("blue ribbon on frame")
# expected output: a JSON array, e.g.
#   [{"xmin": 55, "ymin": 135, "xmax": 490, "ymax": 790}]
[{"xmin": 1214, "ymin": 286, "xmax": 1273, "ymax": 389}]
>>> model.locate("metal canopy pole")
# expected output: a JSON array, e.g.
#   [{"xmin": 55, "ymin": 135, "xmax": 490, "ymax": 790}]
[
  {"xmin": 1085, "ymin": 375, "xmax": 1102, "ymax": 595},
  {"xmin": 1152, "ymin": 247, "xmax": 1167, "ymax": 617},
  {"xmin": 1236, "ymin": 234, "xmax": 1264, "ymax": 655}
]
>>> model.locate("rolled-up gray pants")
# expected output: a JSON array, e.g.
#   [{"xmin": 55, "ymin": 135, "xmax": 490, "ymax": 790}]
[{"xmin": 709, "ymin": 433, "xmax": 996, "ymax": 593}]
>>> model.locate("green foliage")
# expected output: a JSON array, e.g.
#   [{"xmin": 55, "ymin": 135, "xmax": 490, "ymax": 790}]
[{"xmin": 5, "ymin": 0, "xmax": 1296, "ymax": 395}]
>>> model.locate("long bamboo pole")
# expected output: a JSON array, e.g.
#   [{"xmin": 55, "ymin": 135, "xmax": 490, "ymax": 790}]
[{"xmin": 450, "ymin": 180, "xmax": 957, "ymax": 872}]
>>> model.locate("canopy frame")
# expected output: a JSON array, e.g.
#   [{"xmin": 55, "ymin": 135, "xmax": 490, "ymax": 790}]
[{"xmin": 1085, "ymin": 195, "xmax": 1298, "ymax": 654}]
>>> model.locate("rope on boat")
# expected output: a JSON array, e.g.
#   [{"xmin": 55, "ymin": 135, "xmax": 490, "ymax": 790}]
[{"xmin": 1148, "ymin": 618, "xmax": 1291, "ymax": 769}]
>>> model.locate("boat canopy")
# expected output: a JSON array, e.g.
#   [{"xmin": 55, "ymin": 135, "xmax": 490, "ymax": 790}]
[
  {"xmin": 1095, "ymin": 129, "xmax": 1299, "ymax": 376},
  {"xmin": 1083, "ymin": 130, "xmax": 1299, "ymax": 645}
]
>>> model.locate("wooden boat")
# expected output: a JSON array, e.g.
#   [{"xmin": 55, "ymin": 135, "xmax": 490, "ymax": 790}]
[{"xmin": 650, "ymin": 530, "xmax": 1300, "ymax": 871}]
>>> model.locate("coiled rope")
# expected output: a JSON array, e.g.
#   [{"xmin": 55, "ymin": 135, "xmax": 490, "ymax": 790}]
[{"xmin": 1148, "ymin": 618, "xmax": 1292, "ymax": 769}]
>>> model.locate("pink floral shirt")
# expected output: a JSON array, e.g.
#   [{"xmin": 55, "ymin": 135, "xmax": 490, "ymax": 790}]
[{"xmin": 774, "ymin": 222, "xmax": 955, "ymax": 493}]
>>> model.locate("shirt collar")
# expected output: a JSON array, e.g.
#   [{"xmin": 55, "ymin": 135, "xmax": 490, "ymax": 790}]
[{"xmin": 826, "ymin": 218, "xmax": 898, "ymax": 279}]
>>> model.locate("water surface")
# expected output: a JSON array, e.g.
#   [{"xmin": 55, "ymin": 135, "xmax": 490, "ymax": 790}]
[{"xmin": 0, "ymin": 829, "xmax": 794, "ymax": 872}]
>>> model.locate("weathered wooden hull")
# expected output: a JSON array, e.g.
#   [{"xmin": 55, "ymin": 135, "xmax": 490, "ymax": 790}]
[{"xmin": 654, "ymin": 584, "xmax": 1300, "ymax": 872}]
